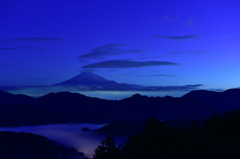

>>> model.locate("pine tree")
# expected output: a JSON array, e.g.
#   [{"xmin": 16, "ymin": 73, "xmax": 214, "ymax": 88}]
[{"xmin": 93, "ymin": 135, "xmax": 122, "ymax": 159}]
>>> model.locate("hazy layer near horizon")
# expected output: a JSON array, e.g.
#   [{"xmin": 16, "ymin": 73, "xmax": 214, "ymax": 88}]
[{"xmin": 1, "ymin": 85, "xmax": 191, "ymax": 100}]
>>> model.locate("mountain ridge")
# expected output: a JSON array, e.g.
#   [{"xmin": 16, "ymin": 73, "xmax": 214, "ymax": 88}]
[
  {"xmin": 182, "ymin": 88, "xmax": 240, "ymax": 111},
  {"xmin": 0, "ymin": 89, "xmax": 224, "ymax": 126}
]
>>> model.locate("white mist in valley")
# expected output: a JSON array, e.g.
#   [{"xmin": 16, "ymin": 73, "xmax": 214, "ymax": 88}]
[{"xmin": 0, "ymin": 123, "xmax": 107, "ymax": 158}]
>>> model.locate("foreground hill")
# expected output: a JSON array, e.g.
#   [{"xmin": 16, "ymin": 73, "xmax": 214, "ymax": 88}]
[{"xmin": 0, "ymin": 131, "xmax": 83, "ymax": 159}]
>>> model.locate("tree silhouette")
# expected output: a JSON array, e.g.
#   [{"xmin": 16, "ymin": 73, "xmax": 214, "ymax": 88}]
[
  {"xmin": 123, "ymin": 116, "xmax": 179, "ymax": 159},
  {"xmin": 93, "ymin": 135, "xmax": 122, "ymax": 159},
  {"xmin": 93, "ymin": 110, "xmax": 240, "ymax": 159},
  {"xmin": 198, "ymin": 110, "xmax": 240, "ymax": 159}
]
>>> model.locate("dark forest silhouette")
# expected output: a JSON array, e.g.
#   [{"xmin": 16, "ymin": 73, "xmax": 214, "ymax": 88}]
[{"xmin": 93, "ymin": 111, "xmax": 240, "ymax": 159}]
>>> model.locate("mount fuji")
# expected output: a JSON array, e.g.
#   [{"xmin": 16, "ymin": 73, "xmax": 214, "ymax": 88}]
[{"xmin": 54, "ymin": 72, "xmax": 118, "ymax": 86}]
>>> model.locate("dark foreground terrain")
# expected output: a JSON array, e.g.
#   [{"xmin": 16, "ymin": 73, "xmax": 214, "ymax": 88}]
[
  {"xmin": 0, "ymin": 131, "xmax": 84, "ymax": 159},
  {"xmin": 1, "ymin": 88, "xmax": 240, "ymax": 158},
  {"xmin": 92, "ymin": 109, "xmax": 240, "ymax": 159}
]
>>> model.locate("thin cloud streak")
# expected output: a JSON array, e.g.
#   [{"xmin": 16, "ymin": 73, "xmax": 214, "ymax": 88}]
[
  {"xmin": 146, "ymin": 84, "xmax": 202, "ymax": 91},
  {"xmin": 99, "ymin": 84, "xmax": 202, "ymax": 91},
  {"xmin": 151, "ymin": 74, "xmax": 177, "ymax": 77},
  {"xmin": 78, "ymin": 44, "xmax": 143, "ymax": 61},
  {"xmin": 133, "ymin": 74, "xmax": 176, "ymax": 77},
  {"xmin": 79, "ymin": 44, "xmax": 124, "ymax": 58},
  {"xmin": 0, "ymin": 47, "xmax": 45, "ymax": 50},
  {"xmin": 137, "ymin": 55, "xmax": 166, "ymax": 60},
  {"xmin": 169, "ymin": 50, "xmax": 213, "ymax": 55},
  {"xmin": 157, "ymin": 35, "xmax": 200, "ymax": 40},
  {"xmin": 81, "ymin": 60, "xmax": 179, "ymax": 69},
  {"xmin": 0, "ymin": 37, "xmax": 65, "ymax": 41}
]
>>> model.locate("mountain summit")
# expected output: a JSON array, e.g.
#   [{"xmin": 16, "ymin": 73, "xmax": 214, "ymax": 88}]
[{"xmin": 54, "ymin": 72, "xmax": 118, "ymax": 86}]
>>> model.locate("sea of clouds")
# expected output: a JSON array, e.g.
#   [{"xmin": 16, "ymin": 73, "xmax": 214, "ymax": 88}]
[{"xmin": 0, "ymin": 123, "xmax": 110, "ymax": 158}]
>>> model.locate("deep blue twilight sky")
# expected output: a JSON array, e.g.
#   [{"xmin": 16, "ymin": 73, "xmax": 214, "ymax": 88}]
[{"xmin": 1, "ymin": 0, "xmax": 240, "ymax": 99}]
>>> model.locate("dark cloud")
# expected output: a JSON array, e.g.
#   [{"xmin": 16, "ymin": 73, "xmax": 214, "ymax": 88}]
[
  {"xmin": 137, "ymin": 55, "xmax": 166, "ymax": 60},
  {"xmin": 92, "ymin": 83, "xmax": 202, "ymax": 91},
  {"xmin": 78, "ymin": 44, "xmax": 143, "ymax": 61},
  {"xmin": 151, "ymin": 74, "xmax": 177, "ymax": 77},
  {"xmin": 76, "ymin": 84, "xmax": 201, "ymax": 91},
  {"xmin": 132, "ymin": 74, "xmax": 176, "ymax": 77},
  {"xmin": 1, "ymin": 37, "xmax": 65, "ymax": 41},
  {"xmin": 0, "ymin": 47, "xmax": 45, "ymax": 50},
  {"xmin": 169, "ymin": 50, "xmax": 213, "ymax": 55},
  {"xmin": 134, "ymin": 75, "xmax": 146, "ymax": 77},
  {"xmin": 146, "ymin": 84, "xmax": 203, "ymax": 91},
  {"xmin": 117, "ymin": 72, "xmax": 133, "ymax": 77},
  {"xmin": 157, "ymin": 35, "xmax": 200, "ymax": 40},
  {"xmin": 79, "ymin": 44, "xmax": 123, "ymax": 59},
  {"xmin": 81, "ymin": 60, "xmax": 179, "ymax": 69}
]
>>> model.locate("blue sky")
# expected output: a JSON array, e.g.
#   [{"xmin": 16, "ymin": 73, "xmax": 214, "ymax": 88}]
[{"xmin": 1, "ymin": 0, "xmax": 240, "ymax": 98}]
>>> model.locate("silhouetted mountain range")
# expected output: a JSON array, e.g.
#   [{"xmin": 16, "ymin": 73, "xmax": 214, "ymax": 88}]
[
  {"xmin": 2, "ymin": 89, "xmax": 240, "ymax": 127},
  {"xmin": 0, "ymin": 103, "xmax": 70, "ymax": 127},
  {"xmin": 0, "ymin": 90, "xmax": 35, "ymax": 106},
  {"xmin": 183, "ymin": 89, "xmax": 240, "ymax": 111}
]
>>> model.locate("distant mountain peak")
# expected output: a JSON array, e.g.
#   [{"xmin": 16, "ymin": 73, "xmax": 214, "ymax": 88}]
[
  {"xmin": 54, "ymin": 72, "xmax": 118, "ymax": 86},
  {"xmin": 73, "ymin": 72, "xmax": 109, "ymax": 81}
]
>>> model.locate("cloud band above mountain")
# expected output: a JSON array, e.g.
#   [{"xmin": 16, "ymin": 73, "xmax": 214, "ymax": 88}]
[
  {"xmin": 81, "ymin": 60, "xmax": 179, "ymax": 69},
  {"xmin": 78, "ymin": 44, "xmax": 143, "ymax": 62},
  {"xmin": 157, "ymin": 35, "xmax": 200, "ymax": 40}
]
